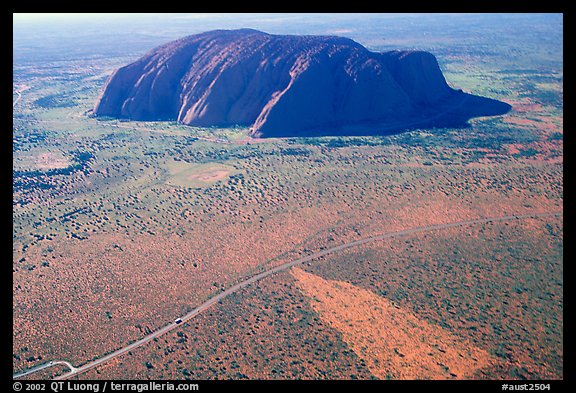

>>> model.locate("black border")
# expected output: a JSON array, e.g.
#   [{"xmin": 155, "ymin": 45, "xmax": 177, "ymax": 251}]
[{"xmin": 8, "ymin": 2, "xmax": 569, "ymax": 13}]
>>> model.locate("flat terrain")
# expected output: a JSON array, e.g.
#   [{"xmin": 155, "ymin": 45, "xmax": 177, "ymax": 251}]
[{"xmin": 13, "ymin": 13, "xmax": 562, "ymax": 380}]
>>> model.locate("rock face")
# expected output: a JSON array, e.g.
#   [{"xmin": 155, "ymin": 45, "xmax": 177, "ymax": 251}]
[{"xmin": 94, "ymin": 29, "xmax": 510, "ymax": 137}]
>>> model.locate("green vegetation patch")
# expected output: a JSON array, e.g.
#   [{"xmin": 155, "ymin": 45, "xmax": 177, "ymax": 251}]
[
  {"xmin": 164, "ymin": 160, "xmax": 239, "ymax": 189},
  {"xmin": 33, "ymin": 93, "xmax": 78, "ymax": 108}
]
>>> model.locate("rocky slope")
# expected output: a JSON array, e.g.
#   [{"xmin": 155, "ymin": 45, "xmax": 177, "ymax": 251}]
[{"xmin": 94, "ymin": 29, "xmax": 510, "ymax": 137}]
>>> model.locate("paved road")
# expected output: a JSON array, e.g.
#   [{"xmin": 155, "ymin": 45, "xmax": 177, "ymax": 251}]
[
  {"xmin": 13, "ymin": 361, "xmax": 76, "ymax": 379},
  {"xmin": 13, "ymin": 91, "xmax": 22, "ymax": 108},
  {"xmin": 13, "ymin": 210, "xmax": 562, "ymax": 380}
]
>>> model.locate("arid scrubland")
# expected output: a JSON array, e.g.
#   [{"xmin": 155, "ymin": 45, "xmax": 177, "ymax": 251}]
[{"xmin": 14, "ymin": 13, "xmax": 562, "ymax": 380}]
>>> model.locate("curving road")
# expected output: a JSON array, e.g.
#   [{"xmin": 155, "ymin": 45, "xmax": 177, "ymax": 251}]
[
  {"xmin": 13, "ymin": 210, "xmax": 562, "ymax": 380},
  {"xmin": 13, "ymin": 91, "xmax": 22, "ymax": 108},
  {"xmin": 13, "ymin": 361, "xmax": 76, "ymax": 379}
]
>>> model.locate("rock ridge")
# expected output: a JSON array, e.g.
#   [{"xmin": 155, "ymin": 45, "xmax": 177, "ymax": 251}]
[{"xmin": 94, "ymin": 29, "xmax": 511, "ymax": 137}]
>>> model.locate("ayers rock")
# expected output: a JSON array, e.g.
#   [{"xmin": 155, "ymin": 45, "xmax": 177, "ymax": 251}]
[{"xmin": 94, "ymin": 29, "xmax": 511, "ymax": 137}]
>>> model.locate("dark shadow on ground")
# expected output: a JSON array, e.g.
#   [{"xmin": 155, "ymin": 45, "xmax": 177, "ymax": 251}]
[
  {"xmin": 426, "ymin": 92, "xmax": 513, "ymax": 129},
  {"xmin": 262, "ymin": 91, "xmax": 512, "ymax": 138}
]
